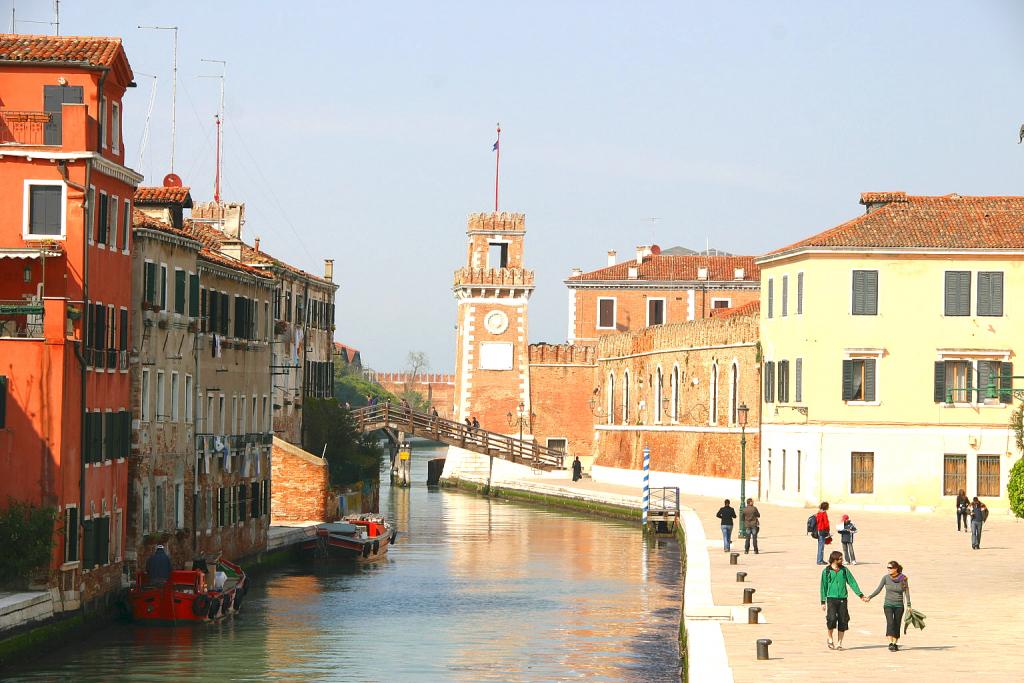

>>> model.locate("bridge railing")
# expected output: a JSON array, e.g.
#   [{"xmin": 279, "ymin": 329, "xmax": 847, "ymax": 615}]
[{"xmin": 352, "ymin": 404, "xmax": 565, "ymax": 470}]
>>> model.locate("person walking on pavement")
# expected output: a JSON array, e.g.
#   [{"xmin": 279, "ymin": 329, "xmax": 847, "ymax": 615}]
[
  {"xmin": 820, "ymin": 550, "xmax": 868, "ymax": 650},
  {"xmin": 716, "ymin": 499, "xmax": 737, "ymax": 552},
  {"xmin": 956, "ymin": 490, "xmax": 970, "ymax": 532},
  {"xmin": 742, "ymin": 497, "xmax": 760, "ymax": 554},
  {"xmin": 571, "ymin": 456, "xmax": 583, "ymax": 482},
  {"xmin": 970, "ymin": 496, "xmax": 987, "ymax": 549},
  {"xmin": 838, "ymin": 514, "xmax": 858, "ymax": 564},
  {"xmin": 815, "ymin": 502, "xmax": 831, "ymax": 565},
  {"xmin": 866, "ymin": 560, "xmax": 911, "ymax": 651}
]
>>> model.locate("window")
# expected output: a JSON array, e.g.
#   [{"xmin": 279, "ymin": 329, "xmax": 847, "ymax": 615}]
[
  {"xmin": 597, "ymin": 298, "xmax": 616, "ymax": 329},
  {"xmin": 488, "ymin": 242, "xmax": 509, "ymax": 269},
  {"xmin": 622, "ymin": 371, "xmax": 630, "ymax": 424},
  {"xmin": 654, "ymin": 367, "xmax": 663, "ymax": 424},
  {"xmin": 155, "ymin": 484, "xmax": 165, "ymax": 531},
  {"xmin": 170, "ymin": 372, "xmax": 179, "ymax": 422},
  {"xmin": 185, "ymin": 375, "xmax": 193, "ymax": 423},
  {"xmin": 25, "ymin": 182, "xmax": 65, "ymax": 237},
  {"xmin": 729, "ymin": 363, "xmax": 739, "ymax": 424},
  {"xmin": 606, "ymin": 373, "xmax": 615, "ymax": 425},
  {"xmin": 842, "ymin": 358, "xmax": 876, "ymax": 402},
  {"xmin": 795, "ymin": 358, "xmax": 803, "ymax": 403},
  {"xmin": 262, "ymin": 396, "xmax": 269, "ymax": 431},
  {"xmin": 797, "ymin": 272, "xmax": 804, "ymax": 314},
  {"xmin": 142, "ymin": 486, "xmax": 151, "ymax": 534},
  {"xmin": 97, "ymin": 192, "xmax": 108, "ymax": 245},
  {"xmin": 219, "ymin": 396, "xmax": 226, "ymax": 434},
  {"xmin": 141, "ymin": 369, "xmax": 150, "ymax": 422},
  {"xmin": 64, "ymin": 506, "xmax": 78, "ymax": 562},
  {"xmin": 121, "ymin": 199, "xmax": 130, "ymax": 251},
  {"xmin": 232, "ymin": 396, "xmax": 238, "ymax": 434},
  {"xmin": 111, "ymin": 101, "xmax": 120, "ymax": 153},
  {"xmin": 711, "ymin": 298, "xmax": 731, "ymax": 310},
  {"xmin": 944, "ymin": 271, "xmax": 971, "ymax": 316},
  {"xmin": 546, "ymin": 438, "xmax": 567, "ymax": 453},
  {"xmin": 159, "ymin": 265, "xmax": 168, "ymax": 310},
  {"xmin": 943, "ymin": 454, "xmax": 966, "ymax": 496},
  {"xmin": 647, "ymin": 298, "xmax": 665, "ymax": 326},
  {"xmin": 187, "ymin": 273, "xmax": 200, "ymax": 318},
  {"xmin": 87, "ymin": 187, "xmax": 96, "ymax": 243},
  {"xmin": 709, "ymin": 363, "xmax": 718, "ymax": 425},
  {"xmin": 977, "ymin": 272, "xmax": 1004, "ymax": 317},
  {"xmin": 175, "ymin": 483, "xmax": 184, "ymax": 529},
  {"xmin": 119, "ymin": 308, "xmax": 128, "ymax": 370},
  {"xmin": 671, "ymin": 366, "xmax": 680, "ymax": 422},
  {"xmin": 977, "ymin": 455, "xmax": 1001, "ymax": 497},
  {"xmin": 143, "ymin": 262, "xmax": 157, "ymax": 305},
  {"xmin": 0, "ymin": 376, "xmax": 6, "ymax": 429},
  {"xmin": 156, "ymin": 371, "xmax": 166, "ymax": 421},
  {"xmin": 42, "ymin": 84, "xmax": 83, "ymax": 145},
  {"xmin": 174, "ymin": 269, "xmax": 187, "ymax": 315},
  {"xmin": 763, "ymin": 361, "xmax": 775, "ymax": 403},
  {"xmin": 777, "ymin": 360, "xmax": 790, "ymax": 403},
  {"xmin": 943, "ymin": 360, "xmax": 972, "ymax": 403},
  {"xmin": 767, "ymin": 278, "xmax": 774, "ymax": 318},
  {"xmin": 851, "ymin": 452, "xmax": 874, "ymax": 493},
  {"xmin": 781, "ymin": 275, "xmax": 788, "ymax": 317},
  {"xmin": 108, "ymin": 195, "xmax": 118, "ymax": 250},
  {"xmin": 852, "ymin": 270, "xmax": 878, "ymax": 315},
  {"xmin": 251, "ymin": 396, "xmax": 258, "ymax": 432}
]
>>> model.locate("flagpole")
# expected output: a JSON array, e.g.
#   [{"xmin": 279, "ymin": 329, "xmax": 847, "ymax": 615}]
[{"xmin": 494, "ymin": 123, "xmax": 501, "ymax": 212}]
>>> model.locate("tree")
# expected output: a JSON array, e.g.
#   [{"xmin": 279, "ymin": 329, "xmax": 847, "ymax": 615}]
[
  {"xmin": 302, "ymin": 397, "xmax": 383, "ymax": 486},
  {"xmin": 1009, "ymin": 403, "xmax": 1024, "ymax": 519},
  {"xmin": 406, "ymin": 351, "xmax": 429, "ymax": 377},
  {"xmin": 333, "ymin": 363, "xmax": 396, "ymax": 408}
]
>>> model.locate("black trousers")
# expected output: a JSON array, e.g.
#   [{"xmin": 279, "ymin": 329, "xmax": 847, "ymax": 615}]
[
  {"xmin": 957, "ymin": 509, "xmax": 968, "ymax": 531},
  {"xmin": 884, "ymin": 604, "xmax": 905, "ymax": 638},
  {"xmin": 825, "ymin": 597, "xmax": 850, "ymax": 631}
]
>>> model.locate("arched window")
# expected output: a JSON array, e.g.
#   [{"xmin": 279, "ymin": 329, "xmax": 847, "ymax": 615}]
[
  {"xmin": 730, "ymin": 362, "xmax": 739, "ymax": 425},
  {"xmin": 655, "ymin": 366, "xmax": 664, "ymax": 424},
  {"xmin": 607, "ymin": 373, "xmax": 615, "ymax": 425},
  {"xmin": 672, "ymin": 365, "xmax": 680, "ymax": 422},
  {"xmin": 710, "ymin": 363, "xmax": 719, "ymax": 425},
  {"xmin": 623, "ymin": 371, "xmax": 631, "ymax": 424}
]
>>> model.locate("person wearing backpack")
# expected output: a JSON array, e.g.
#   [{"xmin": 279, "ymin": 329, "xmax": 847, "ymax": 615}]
[
  {"xmin": 815, "ymin": 502, "xmax": 831, "ymax": 565},
  {"xmin": 820, "ymin": 550, "xmax": 868, "ymax": 650},
  {"xmin": 970, "ymin": 497, "xmax": 988, "ymax": 549},
  {"xmin": 838, "ymin": 514, "xmax": 858, "ymax": 564}
]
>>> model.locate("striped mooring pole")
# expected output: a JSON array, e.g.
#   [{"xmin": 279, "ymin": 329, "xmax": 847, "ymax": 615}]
[{"xmin": 642, "ymin": 446, "xmax": 651, "ymax": 527}]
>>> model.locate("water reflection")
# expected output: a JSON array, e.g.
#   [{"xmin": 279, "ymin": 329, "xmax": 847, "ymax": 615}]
[{"xmin": 3, "ymin": 446, "xmax": 681, "ymax": 682}]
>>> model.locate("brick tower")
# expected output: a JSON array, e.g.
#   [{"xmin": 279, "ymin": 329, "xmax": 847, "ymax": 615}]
[{"xmin": 452, "ymin": 212, "xmax": 534, "ymax": 431}]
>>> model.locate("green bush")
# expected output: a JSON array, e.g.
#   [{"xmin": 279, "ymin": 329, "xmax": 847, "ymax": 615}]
[
  {"xmin": 1008, "ymin": 456, "xmax": 1024, "ymax": 520},
  {"xmin": 0, "ymin": 499, "xmax": 57, "ymax": 588},
  {"xmin": 333, "ymin": 365, "xmax": 396, "ymax": 407}
]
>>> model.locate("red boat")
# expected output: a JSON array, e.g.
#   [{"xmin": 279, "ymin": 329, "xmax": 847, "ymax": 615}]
[
  {"xmin": 301, "ymin": 514, "xmax": 397, "ymax": 561},
  {"xmin": 127, "ymin": 557, "xmax": 247, "ymax": 625}
]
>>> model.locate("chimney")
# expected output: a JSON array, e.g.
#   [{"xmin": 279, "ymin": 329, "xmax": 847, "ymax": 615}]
[
  {"xmin": 570, "ymin": 267, "xmax": 583, "ymax": 277},
  {"xmin": 607, "ymin": 250, "xmax": 617, "ymax": 267},
  {"xmin": 222, "ymin": 203, "xmax": 245, "ymax": 239},
  {"xmin": 734, "ymin": 267, "xmax": 745, "ymax": 280},
  {"xmin": 628, "ymin": 266, "xmax": 639, "ymax": 280},
  {"xmin": 635, "ymin": 245, "xmax": 645, "ymax": 265},
  {"xmin": 220, "ymin": 239, "xmax": 243, "ymax": 262},
  {"xmin": 324, "ymin": 259, "xmax": 334, "ymax": 282},
  {"xmin": 254, "ymin": 237, "xmax": 261, "ymax": 252},
  {"xmin": 697, "ymin": 267, "xmax": 708, "ymax": 281}
]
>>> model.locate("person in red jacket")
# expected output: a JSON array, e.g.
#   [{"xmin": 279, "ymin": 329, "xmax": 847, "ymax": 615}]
[{"xmin": 816, "ymin": 502, "xmax": 831, "ymax": 565}]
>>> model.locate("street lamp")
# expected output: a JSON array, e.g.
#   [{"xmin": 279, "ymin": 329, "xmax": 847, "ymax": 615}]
[
  {"xmin": 506, "ymin": 401, "xmax": 530, "ymax": 442},
  {"xmin": 737, "ymin": 403, "xmax": 750, "ymax": 539}
]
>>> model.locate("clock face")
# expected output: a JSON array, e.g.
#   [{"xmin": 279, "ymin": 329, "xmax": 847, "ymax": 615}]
[{"xmin": 483, "ymin": 310, "xmax": 509, "ymax": 335}]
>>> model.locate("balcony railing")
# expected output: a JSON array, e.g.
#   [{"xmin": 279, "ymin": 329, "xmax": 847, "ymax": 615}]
[
  {"xmin": 0, "ymin": 110, "xmax": 51, "ymax": 145},
  {"xmin": 0, "ymin": 300, "xmax": 44, "ymax": 338}
]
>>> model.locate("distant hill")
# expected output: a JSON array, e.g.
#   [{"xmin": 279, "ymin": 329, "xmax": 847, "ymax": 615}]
[{"xmin": 660, "ymin": 246, "xmax": 733, "ymax": 256}]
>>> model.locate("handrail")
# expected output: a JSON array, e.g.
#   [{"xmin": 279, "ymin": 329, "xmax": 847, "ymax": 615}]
[{"xmin": 352, "ymin": 404, "xmax": 565, "ymax": 470}]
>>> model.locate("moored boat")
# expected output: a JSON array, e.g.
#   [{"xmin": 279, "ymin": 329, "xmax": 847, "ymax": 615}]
[
  {"xmin": 127, "ymin": 557, "xmax": 247, "ymax": 625},
  {"xmin": 301, "ymin": 514, "xmax": 397, "ymax": 561}
]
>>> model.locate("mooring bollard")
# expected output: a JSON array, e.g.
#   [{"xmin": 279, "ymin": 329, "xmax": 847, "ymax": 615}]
[
  {"xmin": 743, "ymin": 587, "xmax": 755, "ymax": 604},
  {"xmin": 757, "ymin": 638, "xmax": 772, "ymax": 660},
  {"xmin": 729, "ymin": 552, "xmax": 739, "ymax": 565},
  {"xmin": 736, "ymin": 571, "xmax": 747, "ymax": 582},
  {"xmin": 748, "ymin": 606, "xmax": 762, "ymax": 624}
]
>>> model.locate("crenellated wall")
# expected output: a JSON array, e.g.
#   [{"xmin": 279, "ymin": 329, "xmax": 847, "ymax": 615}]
[
  {"xmin": 375, "ymin": 372, "xmax": 456, "ymax": 419},
  {"xmin": 528, "ymin": 343, "xmax": 598, "ymax": 462}
]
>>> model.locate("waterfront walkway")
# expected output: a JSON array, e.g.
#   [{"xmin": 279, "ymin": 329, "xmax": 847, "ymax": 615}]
[{"xmin": 514, "ymin": 475, "xmax": 1024, "ymax": 682}]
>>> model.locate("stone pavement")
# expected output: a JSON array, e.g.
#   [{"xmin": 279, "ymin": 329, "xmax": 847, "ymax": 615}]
[{"xmin": 686, "ymin": 494, "xmax": 1024, "ymax": 682}]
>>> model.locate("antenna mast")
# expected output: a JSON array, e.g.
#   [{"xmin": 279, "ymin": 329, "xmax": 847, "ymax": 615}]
[
  {"xmin": 53, "ymin": 0, "xmax": 58, "ymax": 35},
  {"xmin": 201, "ymin": 59, "xmax": 226, "ymax": 204},
  {"xmin": 137, "ymin": 74, "xmax": 159, "ymax": 180},
  {"xmin": 138, "ymin": 25, "xmax": 179, "ymax": 173}
]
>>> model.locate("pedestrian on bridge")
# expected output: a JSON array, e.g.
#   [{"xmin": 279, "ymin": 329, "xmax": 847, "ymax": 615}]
[{"xmin": 472, "ymin": 416, "xmax": 480, "ymax": 432}]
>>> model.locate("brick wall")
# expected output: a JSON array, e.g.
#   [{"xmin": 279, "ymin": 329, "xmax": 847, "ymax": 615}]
[
  {"xmin": 528, "ymin": 343, "xmax": 596, "ymax": 459},
  {"xmin": 375, "ymin": 372, "xmax": 456, "ymax": 419},
  {"xmin": 592, "ymin": 311, "xmax": 761, "ymax": 483},
  {"xmin": 270, "ymin": 437, "xmax": 332, "ymax": 523}
]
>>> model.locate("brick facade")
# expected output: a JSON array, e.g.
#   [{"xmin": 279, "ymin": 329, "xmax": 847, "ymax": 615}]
[
  {"xmin": 374, "ymin": 372, "xmax": 456, "ymax": 418},
  {"xmin": 528, "ymin": 344, "xmax": 596, "ymax": 459},
  {"xmin": 270, "ymin": 437, "xmax": 332, "ymax": 523}
]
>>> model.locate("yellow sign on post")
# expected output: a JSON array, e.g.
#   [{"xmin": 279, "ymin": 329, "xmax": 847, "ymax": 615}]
[{"xmin": 399, "ymin": 446, "xmax": 411, "ymax": 461}]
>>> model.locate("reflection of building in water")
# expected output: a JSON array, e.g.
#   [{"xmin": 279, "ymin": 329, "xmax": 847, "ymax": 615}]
[{"xmin": 262, "ymin": 573, "xmax": 328, "ymax": 675}]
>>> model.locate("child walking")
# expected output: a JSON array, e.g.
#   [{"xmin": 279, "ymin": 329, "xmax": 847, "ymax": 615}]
[{"xmin": 839, "ymin": 514, "xmax": 858, "ymax": 565}]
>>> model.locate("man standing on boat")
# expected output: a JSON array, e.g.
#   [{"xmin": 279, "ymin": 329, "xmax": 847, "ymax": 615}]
[{"xmin": 146, "ymin": 545, "xmax": 172, "ymax": 585}]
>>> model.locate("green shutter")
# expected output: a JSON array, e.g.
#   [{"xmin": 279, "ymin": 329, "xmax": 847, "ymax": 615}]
[
  {"xmin": 764, "ymin": 361, "xmax": 774, "ymax": 403},
  {"xmin": 82, "ymin": 519, "xmax": 95, "ymax": 569},
  {"xmin": 864, "ymin": 359, "xmax": 876, "ymax": 402},
  {"xmin": 795, "ymin": 358, "xmax": 803, "ymax": 402},
  {"xmin": 767, "ymin": 279, "xmax": 773, "ymax": 318},
  {"xmin": 842, "ymin": 360, "xmax": 854, "ymax": 400},
  {"xmin": 96, "ymin": 516, "xmax": 109, "ymax": 566},
  {"xmin": 144, "ymin": 263, "xmax": 156, "ymax": 304},
  {"xmin": 978, "ymin": 272, "xmax": 1003, "ymax": 317},
  {"xmin": 945, "ymin": 271, "xmax": 970, "ymax": 316},
  {"xmin": 160, "ymin": 268, "xmax": 167, "ymax": 309},
  {"xmin": 864, "ymin": 271, "xmax": 878, "ymax": 315},
  {"xmin": 1001, "ymin": 362, "xmax": 1014, "ymax": 404},
  {"xmin": 934, "ymin": 361, "xmax": 946, "ymax": 402},
  {"xmin": 188, "ymin": 274, "xmax": 200, "ymax": 318},
  {"xmin": 978, "ymin": 361, "xmax": 994, "ymax": 401},
  {"xmin": 990, "ymin": 273, "xmax": 1004, "ymax": 316},
  {"xmin": 174, "ymin": 270, "xmax": 186, "ymax": 315},
  {"xmin": 777, "ymin": 360, "xmax": 788, "ymax": 403},
  {"xmin": 781, "ymin": 276, "xmax": 788, "ymax": 317}
]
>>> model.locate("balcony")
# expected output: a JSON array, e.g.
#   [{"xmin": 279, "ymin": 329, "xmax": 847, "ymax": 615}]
[
  {"xmin": 0, "ymin": 300, "xmax": 44, "ymax": 338},
  {"xmin": 0, "ymin": 110, "xmax": 51, "ymax": 145}
]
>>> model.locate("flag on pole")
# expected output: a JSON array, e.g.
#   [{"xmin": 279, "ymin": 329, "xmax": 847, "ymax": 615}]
[{"xmin": 492, "ymin": 138, "xmax": 499, "ymax": 151}]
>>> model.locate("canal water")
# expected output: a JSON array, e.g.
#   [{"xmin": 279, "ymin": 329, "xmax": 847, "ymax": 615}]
[{"xmin": 5, "ymin": 446, "xmax": 682, "ymax": 682}]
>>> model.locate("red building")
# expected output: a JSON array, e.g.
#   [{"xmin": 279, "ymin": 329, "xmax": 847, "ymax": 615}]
[{"xmin": 0, "ymin": 35, "xmax": 141, "ymax": 608}]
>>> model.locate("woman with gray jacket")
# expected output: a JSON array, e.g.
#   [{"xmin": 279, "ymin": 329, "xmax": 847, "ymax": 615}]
[{"xmin": 866, "ymin": 560, "xmax": 911, "ymax": 651}]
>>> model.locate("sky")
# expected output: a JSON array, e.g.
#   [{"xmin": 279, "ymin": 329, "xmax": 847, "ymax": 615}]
[{"xmin": 15, "ymin": 1, "xmax": 1024, "ymax": 372}]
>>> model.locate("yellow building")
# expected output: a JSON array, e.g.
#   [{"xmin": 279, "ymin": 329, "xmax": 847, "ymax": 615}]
[{"xmin": 757, "ymin": 192, "xmax": 1024, "ymax": 511}]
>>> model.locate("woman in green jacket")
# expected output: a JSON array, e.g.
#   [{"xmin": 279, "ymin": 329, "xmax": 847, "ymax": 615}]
[{"xmin": 820, "ymin": 550, "xmax": 868, "ymax": 650}]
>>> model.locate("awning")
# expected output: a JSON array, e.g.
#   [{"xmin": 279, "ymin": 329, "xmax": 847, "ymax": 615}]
[{"xmin": 0, "ymin": 247, "xmax": 62, "ymax": 260}]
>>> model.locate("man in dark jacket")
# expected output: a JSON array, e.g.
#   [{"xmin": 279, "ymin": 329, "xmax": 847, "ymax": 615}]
[
  {"xmin": 146, "ymin": 545, "xmax": 172, "ymax": 585},
  {"xmin": 742, "ymin": 497, "xmax": 760, "ymax": 554},
  {"xmin": 716, "ymin": 499, "xmax": 737, "ymax": 552}
]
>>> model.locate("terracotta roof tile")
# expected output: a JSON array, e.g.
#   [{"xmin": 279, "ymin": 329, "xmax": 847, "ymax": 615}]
[
  {"xmin": 134, "ymin": 186, "xmax": 193, "ymax": 206},
  {"xmin": 197, "ymin": 248, "xmax": 274, "ymax": 279},
  {"xmin": 765, "ymin": 193, "xmax": 1024, "ymax": 258},
  {"xmin": 130, "ymin": 208, "xmax": 192, "ymax": 240},
  {"xmin": 710, "ymin": 299, "xmax": 760, "ymax": 319},
  {"xmin": 0, "ymin": 34, "xmax": 124, "ymax": 69},
  {"xmin": 567, "ymin": 254, "xmax": 759, "ymax": 283}
]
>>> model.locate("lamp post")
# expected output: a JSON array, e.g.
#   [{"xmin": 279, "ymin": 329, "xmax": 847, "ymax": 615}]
[
  {"xmin": 737, "ymin": 403, "xmax": 750, "ymax": 539},
  {"xmin": 507, "ymin": 402, "xmax": 531, "ymax": 460}
]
